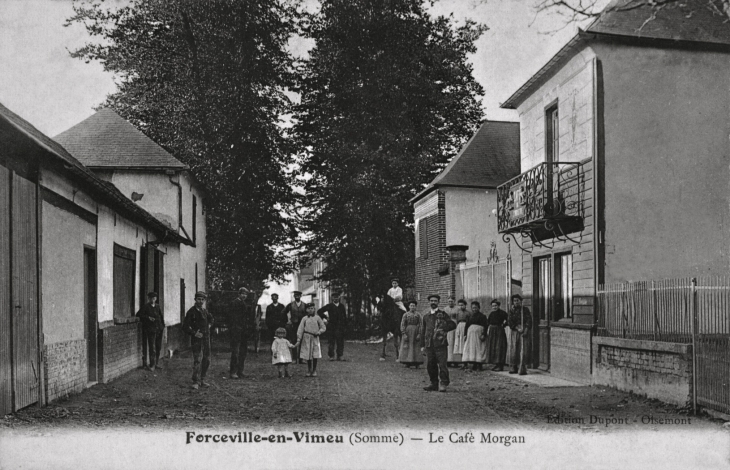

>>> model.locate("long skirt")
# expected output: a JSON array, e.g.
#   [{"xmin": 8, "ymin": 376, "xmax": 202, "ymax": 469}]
[
  {"xmin": 461, "ymin": 325, "xmax": 487, "ymax": 363},
  {"xmin": 299, "ymin": 333, "xmax": 322, "ymax": 360},
  {"xmin": 486, "ymin": 325, "xmax": 508, "ymax": 365},
  {"xmin": 446, "ymin": 330, "xmax": 461, "ymax": 363},
  {"xmin": 398, "ymin": 324, "xmax": 423, "ymax": 365},
  {"xmin": 452, "ymin": 322, "xmax": 467, "ymax": 356}
]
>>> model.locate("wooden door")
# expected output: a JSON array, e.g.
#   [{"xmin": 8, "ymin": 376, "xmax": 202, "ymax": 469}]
[
  {"xmin": 0, "ymin": 165, "xmax": 11, "ymax": 415},
  {"xmin": 84, "ymin": 248, "xmax": 98, "ymax": 383},
  {"xmin": 11, "ymin": 172, "xmax": 39, "ymax": 410}
]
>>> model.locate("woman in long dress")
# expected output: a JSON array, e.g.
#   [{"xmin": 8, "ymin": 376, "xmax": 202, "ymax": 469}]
[
  {"xmin": 297, "ymin": 303, "xmax": 326, "ymax": 377},
  {"xmin": 461, "ymin": 301, "xmax": 488, "ymax": 371},
  {"xmin": 485, "ymin": 299, "xmax": 509, "ymax": 371},
  {"xmin": 398, "ymin": 300, "xmax": 423, "ymax": 368},
  {"xmin": 443, "ymin": 297, "xmax": 459, "ymax": 366},
  {"xmin": 451, "ymin": 299, "xmax": 470, "ymax": 368}
]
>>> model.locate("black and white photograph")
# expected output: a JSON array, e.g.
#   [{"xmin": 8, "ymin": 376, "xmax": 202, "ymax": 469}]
[{"xmin": 1, "ymin": 0, "xmax": 729, "ymax": 468}]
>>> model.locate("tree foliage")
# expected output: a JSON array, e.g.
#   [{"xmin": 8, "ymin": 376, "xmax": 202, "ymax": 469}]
[
  {"xmin": 67, "ymin": 0, "xmax": 301, "ymax": 288},
  {"xmin": 294, "ymin": 0, "xmax": 486, "ymax": 313}
]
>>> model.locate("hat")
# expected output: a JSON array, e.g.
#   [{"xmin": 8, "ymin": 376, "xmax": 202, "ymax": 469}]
[
  {"xmin": 270, "ymin": 292, "xmax": 279, "ymax": 297},
  {"xmin": 332, "ymin": 291, "xmax": 342, "ymax": 297},
  {"xmin": 293, "ymin": 291, "xmax": 302, "ymax": 296},
  {"xmin": 238, "ymin": 287, "xmax": 250, "ymax": 295},
  {"xmin": 427, "ymin": 294, "xmax": 441, "ymax": 301},
  {"xmin": 194, "ymin": 291, "xmax": 207, "ymax": 299},
  {"xmin": 147, "ymin": 291, "xmax": 158, "ymax": 298}
]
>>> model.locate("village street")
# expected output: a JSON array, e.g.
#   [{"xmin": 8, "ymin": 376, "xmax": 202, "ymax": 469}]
[{"xmin": 1, "ymin": 335, "xmax": 724, "ymax": 433}]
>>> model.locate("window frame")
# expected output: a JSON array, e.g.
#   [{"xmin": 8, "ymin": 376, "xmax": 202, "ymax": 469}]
[{"xmin": 113, "ymin": 243, "xmax": 137, "ymax": 320}]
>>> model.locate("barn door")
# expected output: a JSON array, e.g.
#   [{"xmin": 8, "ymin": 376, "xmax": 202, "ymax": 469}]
[
  {"xmin": 11, "ymin": 172, "xmax": 39, "ymax": 410},
  {"xmin": 0, "ymin": 165, "xmax": 11, "ymax": 415}
]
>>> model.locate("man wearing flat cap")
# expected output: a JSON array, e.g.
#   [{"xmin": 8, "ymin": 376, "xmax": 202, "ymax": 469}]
[
  {"xmin": 265, "ymin": 293, "xmax": 287, "ymax": 343},
  {"xmin": 183, "ymin": 291, "xmax": 214, "ymax": 389},
  {"xmin": 318, "ymin": 292, "xmax": 348, "ymax": 361},
  {"xmin": 227, "ymin": 287, "xmax": 256, "ymax": 379},
  {"xmin": 284, "ymin": 290, "xmax": 307, "ymax": 362},
  {"xmin": 136, "ymin": 291, "xmax": 164, "ymax": 371},
  {"xmin": 420, "ymin": 294, "xmax": 456, "ymax": 392}
]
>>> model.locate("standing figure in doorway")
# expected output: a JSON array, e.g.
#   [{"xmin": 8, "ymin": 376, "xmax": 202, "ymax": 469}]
[
  {"xmin": 137, "ymin": 291, "xmax": 164, "ymax": 371},
  {"xmin": 183, "ymin": 291, "xmax": 214, "ymax": 389},
  {"xmin": 507, "ymin": 294, "xmax": 532, "ymax": 375},
  {"xmin": 420, "ymin": 294, "xmax": 456, "ymax": 392},
  {"xmin": 318, "ymin": 292, "xmax": 348, "ymax": 361}
]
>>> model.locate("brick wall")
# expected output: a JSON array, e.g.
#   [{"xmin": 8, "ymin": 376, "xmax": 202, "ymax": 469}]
[
  {"xmin": 99, "ymin": 323, "xmax": 142, "ymax": 383},
  {"xmin": 415, "ymin": 191, "xmax": 451, "ymax": 311},
  {"xmin": 44, "ymin": 339, "xmax": 87, "ymax": 402},
  {"xmin": 592, "ymin": 337, "xmax": 692, "ymax": 406}
]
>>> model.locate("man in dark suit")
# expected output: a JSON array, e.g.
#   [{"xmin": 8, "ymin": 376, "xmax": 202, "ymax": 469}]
[
  {"xmin": 285, "ymin": 290, "xmax": 307, "ymax": 362},
  {"xmin": 318, "ymin": 292, "xmax": 347, "ymax": 361},
  {"xmin": 228, "ymin": 287, "xmax": 256, "ymax": 379},
  {"xmin": 420, "ymin": 294, "xmax": 456, "ymax": 392},
  {"xmin": 265, "ymin": 293, "xmax": 287, "ymax": 343}
]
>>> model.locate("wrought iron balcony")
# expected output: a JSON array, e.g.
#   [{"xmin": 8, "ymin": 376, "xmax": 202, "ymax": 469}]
[{"xmin": 497, "ymin": 162, "xmax": 584, "ymax": 242}]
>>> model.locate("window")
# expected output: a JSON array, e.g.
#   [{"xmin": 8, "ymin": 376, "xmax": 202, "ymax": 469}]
[
  {"xmin": 536, "ymin": 256, "xmax": 552, "ymax": 322},
  {"xmin": 555, "ymin": 252, "xmax": 573, "ymax": 320},
  {"xmin": 195, "ymin": 262, "xmax": 199, "ymax": 292},
  {"xmin": 418, "ymin": 218, "xmax": 429, "ymax": 259},
  {"xmin": 192, "ymin": 195, "xmax": 197, "ymax": 245},
  {"xmin": 113, "ymin": 244, "xmax": 136, "ymax": 319},
  {"xmin": 546, "ymin": 104, "xmax": 559, "ymax": 163}
]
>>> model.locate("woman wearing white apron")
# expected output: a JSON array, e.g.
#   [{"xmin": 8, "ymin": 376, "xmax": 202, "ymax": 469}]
[
  {"xmin": 443, "ymin": 297, "xmax": 459, "ymax": 365},
  {"xmin": 451, "ymin": 299, "xmax": 470, "ymax": 368},
  {"xmin": 461, "ymin": 301, "xmax": 488, "ymax": 371}
]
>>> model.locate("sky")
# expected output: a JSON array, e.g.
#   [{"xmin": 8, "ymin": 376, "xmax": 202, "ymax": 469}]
[{"xmin": 0, "ymin": 0, "xmax": 593, "ymax": 137}]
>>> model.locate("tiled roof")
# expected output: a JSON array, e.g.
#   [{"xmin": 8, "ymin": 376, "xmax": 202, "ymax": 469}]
[
  {"xmin": 0, "ymin": 102, "xmax": 190, "ymax": 245},
  {"xmin": 502, "ymin": 0, "xmax": 730, "ymax": 109},
  {"xmin": 587, "ymin": 0, "xmax": 730, "ymax": 45},
  {"xmin": 54, "ymin": 108, "xmax": 186, "ymax": 169},
  {"xmin": 411, "ymin": 120, "xmax": 520, "ymax": 202}
]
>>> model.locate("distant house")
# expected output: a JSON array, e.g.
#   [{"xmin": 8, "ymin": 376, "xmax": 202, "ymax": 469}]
[
  {"xmin": 0, "ymin": 103, "xmax": 192, "ymax": 415},
  {"xmin": 497, "ymin": 0, "xmax": 730, "ymax": 399},
  {"xmin": 411, "ymin": 120, "xmax": 520, "ymax": 310},
  {"xmin": 54, "ymin": 109, "xmax": 207, "ymax": 352},
  {"xmin": 292, "ymin": 259, "xmax": 333, "ymax": 310}
]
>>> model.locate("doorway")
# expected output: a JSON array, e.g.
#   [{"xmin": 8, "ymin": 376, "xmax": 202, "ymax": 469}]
[{"xmin": 84, "ymin": 248, "xmax": 98, "ymax": 383}]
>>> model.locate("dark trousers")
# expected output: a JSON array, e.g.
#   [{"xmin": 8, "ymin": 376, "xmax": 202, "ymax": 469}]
[
  {"xmin": 229, "ymin": 328, "xmax": 248, "ymax": 375},
  {"xmin": 426, "ymin": 346, "xmax": 450, "ymax": 386},
  {"xmin": 509, "ymin": 330, "xmax": 530, "ymax": 374},
  {"xmin": 142, "ymin": 329, "xmax": 163, "ymax": 366},
  {"xmin": 328, "ymin": 329, "xmax": 345, "ymax": 358},
  {"xmin": 191, "ymin": 335, "xmax": 211, "ymax": 382}
]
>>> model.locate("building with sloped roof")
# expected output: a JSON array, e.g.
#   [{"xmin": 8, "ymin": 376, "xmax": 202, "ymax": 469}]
[
  {"xmin": 495, "ymin": 0, "xmax": 730, "ymax": 403},
  {"xmin": 411, "ymin": 120, "xmax": 521, "ymax": 312},
  {"xmin": 0, "ymin": 102, "xmax": 196, "ymax": 414},
  {"xmin": 55, "ymin": 109, "xmax": 207, "ymax": 355}
]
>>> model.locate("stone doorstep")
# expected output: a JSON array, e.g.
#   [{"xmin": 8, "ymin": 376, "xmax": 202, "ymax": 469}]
[{"xmin": 492, "ymin": 369, "xmax": 585, "ymax": 388}]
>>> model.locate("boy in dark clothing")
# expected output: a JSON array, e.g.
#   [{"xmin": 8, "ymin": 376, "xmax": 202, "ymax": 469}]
[
  {"xmin": 136, "ymin": 291, "xmax": 164, "ymax": 371},
  {"xmin": 183, "ymin": 291, "xmax": 214, "ymax": 389},
  {"xmin": 507, "ymin": 294, "xmax": 532, "ymax": 376}
]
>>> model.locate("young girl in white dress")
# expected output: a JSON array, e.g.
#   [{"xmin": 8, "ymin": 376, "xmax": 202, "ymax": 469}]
[
  {"xmin": 297, "ymin": 303, "xmax": 327, "ymax": 377},
  {"xmin": 272, "ymin": 327, "xmax": 297, "ymax": 378}
]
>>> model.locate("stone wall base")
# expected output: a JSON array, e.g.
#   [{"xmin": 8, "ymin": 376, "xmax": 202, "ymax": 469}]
[{"xmin": 44, "ymin": 339, "xmax": 87, "ymax": 402}]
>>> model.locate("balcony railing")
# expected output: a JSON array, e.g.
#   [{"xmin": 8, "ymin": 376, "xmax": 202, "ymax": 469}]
[{"xmin": 497, "ymin": 162, "xmax": 583, "ymax": 236}]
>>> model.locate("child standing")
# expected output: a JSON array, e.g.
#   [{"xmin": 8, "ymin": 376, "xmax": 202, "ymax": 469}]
[
  {"xmin": 272, "ymin": 327, "xmax": 297, "ymax": 378},
  {"xmin": 297, "ymin": 303, "xmax": 327, "ymax": 377}
]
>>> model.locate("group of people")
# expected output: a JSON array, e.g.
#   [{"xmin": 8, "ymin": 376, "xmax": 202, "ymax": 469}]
[
  {"xmin": 136, "ymin": 281, "xmax": 532, "ymax": 393},
  {"xmin": 386, "ymin": 286, "xmax": 532, "ymax": 393}
]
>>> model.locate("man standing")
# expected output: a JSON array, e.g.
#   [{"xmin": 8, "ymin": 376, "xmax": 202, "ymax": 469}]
[
  {"xmin": 284, "ymin": 290, "xmax": 307, "ymax": 363},
  {"xmin": 318, "ymin": 292, "xmax": 347, "ymax": 361},
  {"xmin": 507, "ymin": 294, "xmax": 532, "ymax": 376},
  {"xmin": 183, "ymin": 291, "xmax": 214, "ymax": 389},
  {"xmin": 265, "ymin": 293, "xmax": 287, "ymax": 343},
  {"xmin": 228, "ymin": 287, "xmax": 256, "ymax": 379},
  {"xmin": 136, "ymin": 291, "xmax": 164, "ymax": 371},
  {"xmin": 420, "ymin": 294, "xmax": 456, "ymax": 392}
]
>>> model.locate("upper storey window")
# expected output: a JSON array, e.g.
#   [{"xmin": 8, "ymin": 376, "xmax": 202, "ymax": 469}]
[{"xmin": 546, "ymin": 104, "xmax": 559, "ymax": 163}]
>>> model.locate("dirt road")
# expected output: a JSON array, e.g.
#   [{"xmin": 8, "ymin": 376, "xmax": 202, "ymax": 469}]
[{"xmin": 1, "ymin": 335, "xmax": 724, "ymax": 432}]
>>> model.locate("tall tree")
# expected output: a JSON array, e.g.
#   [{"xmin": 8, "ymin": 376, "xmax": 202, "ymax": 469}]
[
  {"xmin": 294, "ymin": 0, "xmax": 486, "ymax": 316},
  {"xmin": 67, "ymin": 0, "xmax": 301, "ymax": 288}
]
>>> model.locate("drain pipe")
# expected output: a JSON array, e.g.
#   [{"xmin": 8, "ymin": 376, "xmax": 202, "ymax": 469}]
[{"xmin": 167, "ymin": 171, "xmax": 193, "ymax": 244}]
